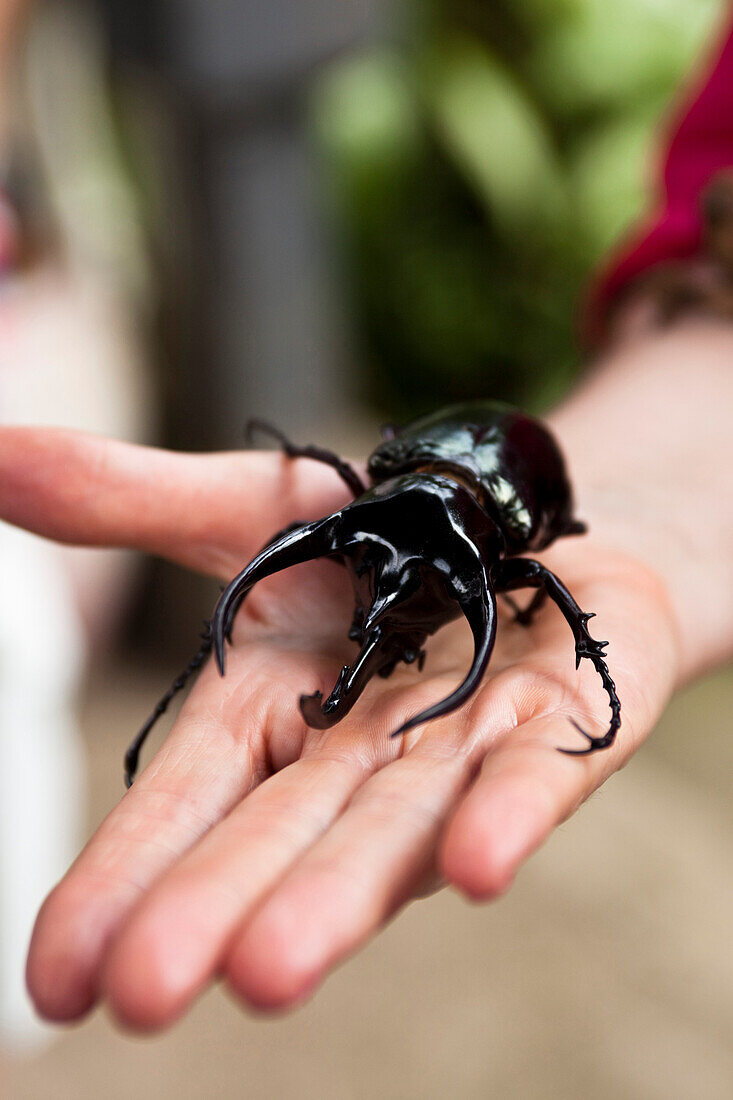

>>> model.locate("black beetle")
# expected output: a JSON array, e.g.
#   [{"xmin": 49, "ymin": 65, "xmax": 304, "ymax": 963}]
[{"xmin": 124, "ymin": 402, "xmax": 620, "ymax": 787}]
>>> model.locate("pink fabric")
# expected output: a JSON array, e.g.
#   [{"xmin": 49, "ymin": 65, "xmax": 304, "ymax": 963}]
[{"xmin": 587, "ymin": 9, "xmax": 733, "ymax": 342}]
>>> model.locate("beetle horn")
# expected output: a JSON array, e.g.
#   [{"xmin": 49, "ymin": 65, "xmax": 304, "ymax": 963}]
[
  {"xmin": 390, "ymin": 564, "xmax": 497, "ymax": 738},
  {"xmin": 299, "ymin": 628, "xmax": 392, "ymax": 729},
  {"xmin": 212, "ymin": 514, "xmax": 343, "ymax": 674}
]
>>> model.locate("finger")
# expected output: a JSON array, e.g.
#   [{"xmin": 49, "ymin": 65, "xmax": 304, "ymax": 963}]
[
  {"xmin": 439, "ymin": 684, "xmax": 651, "ymax": 900},
  {"xmin": 0, "ymin": 427, "xmax": 353, "ymax": 577},
  {"xmin": 223, "ymin": 734, "xmax": 483, "ymax": 1012},
  {"xmin": 99, "ymin": 667, "xmax": 495, "ymax": 1027},
  {"xmin": 441, "ymin": 576, "xmax": 679, "ymax": 900},
  {"xmin": 25, "ymin": 658, "xmax": 267, "ymax": 1023},
  {"xmin": 100, "ymin": 746, "xmax": 379, "ymax": 1031}
]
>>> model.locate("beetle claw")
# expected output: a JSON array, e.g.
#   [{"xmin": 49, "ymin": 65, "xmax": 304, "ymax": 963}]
[
  {"xmin": 558, "ymin": 719, "xmax": 617, "ymax": 756},
  {"xmin": 559, "ymin": 712, "xmax": 616, "ymax": 756}
]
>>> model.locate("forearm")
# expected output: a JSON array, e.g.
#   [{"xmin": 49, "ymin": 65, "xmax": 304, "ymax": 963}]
[{"xmin": 549, "ymin": 319, "xmax": 733, "ymax": 685}]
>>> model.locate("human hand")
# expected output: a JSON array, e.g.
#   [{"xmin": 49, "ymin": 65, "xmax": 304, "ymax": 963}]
[{"xmin": 0, "ymin": 424, "xmax": 682, "ymax": 1031}]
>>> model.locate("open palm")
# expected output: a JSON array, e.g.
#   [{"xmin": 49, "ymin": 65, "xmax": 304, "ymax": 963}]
[{"xmin": 0, "ymin": 426, "xmax": 679, "ymax": 1031}]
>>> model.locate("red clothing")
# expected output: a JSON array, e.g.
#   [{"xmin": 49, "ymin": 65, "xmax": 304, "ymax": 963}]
[{"xmin": 588, "ymin": 10, "xmax": 733, "ymax": 342}]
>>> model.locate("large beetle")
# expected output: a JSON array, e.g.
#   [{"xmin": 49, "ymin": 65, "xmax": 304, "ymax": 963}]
[{"xmin": 125, "ymin": 402, "xmax": 620, "ymax": 787}]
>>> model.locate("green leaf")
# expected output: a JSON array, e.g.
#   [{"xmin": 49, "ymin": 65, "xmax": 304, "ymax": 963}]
[
  {"xmin": 529, "ymin": 0, "xmax": 722, "ymax": 115},
  {"xmin": 424, "ymin": 35, "xmax": 568, "ymax": 238},
  {"xmin": 311, "ymin": 51, "xmax": 423, "ymax": 191},
  {"xmin": 570, "ymin": 106, "xmax": 663, "ymax": 261}
]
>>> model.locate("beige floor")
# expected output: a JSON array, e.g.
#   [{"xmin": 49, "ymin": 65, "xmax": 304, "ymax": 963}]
[{"xmin": 3, "ymin": 663, "xmax": 732, "ymax": 1100}]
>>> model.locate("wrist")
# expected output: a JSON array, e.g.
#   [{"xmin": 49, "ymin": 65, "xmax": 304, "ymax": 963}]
[{"xmin": 549, "ymin": 319, "xmax": 733, "ymax": 685}]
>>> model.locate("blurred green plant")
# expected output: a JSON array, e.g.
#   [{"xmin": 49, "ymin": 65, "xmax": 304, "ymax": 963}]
[{"xmin": 312, "ymin": 0, "xmax": 722, "ymax": 419}]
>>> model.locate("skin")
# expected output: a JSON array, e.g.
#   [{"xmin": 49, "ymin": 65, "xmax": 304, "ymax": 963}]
[{"xmin": 1, "ymin": 318, "xmax": 731, "ymax": 1032}]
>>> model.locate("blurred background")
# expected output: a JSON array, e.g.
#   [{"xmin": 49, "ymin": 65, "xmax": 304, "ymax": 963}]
[{"xmin": 0, "ymin": 0, "xmax": 731, "ymax": 1094}]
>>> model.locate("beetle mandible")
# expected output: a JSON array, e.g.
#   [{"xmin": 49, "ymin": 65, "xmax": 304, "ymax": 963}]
[{"xmin": 124, "ymin": 401, "xmax": 621, "ymax": 787}]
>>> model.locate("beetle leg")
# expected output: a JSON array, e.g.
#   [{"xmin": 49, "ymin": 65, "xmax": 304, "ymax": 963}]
[
  {"xmin": 493, "ymin": 558, "xmax": 621, "ymax": 755},
  {"xmin": 348, "ymin": 605, "xmax": 366, "ymax": 642},
  {"xmin": 500, "ymin": 588, "xmax": 549, "ymax": 626},
  {"xmin": 246, "ymin": 418, "xmax": 368, "ymax": 498},
  {"xmin": 124, "ymin": 622, "xmax": 213, "ymax": 788},
  {"xmin": 375, "ymin": 640, "xmax": 426, "ymax": 678}
]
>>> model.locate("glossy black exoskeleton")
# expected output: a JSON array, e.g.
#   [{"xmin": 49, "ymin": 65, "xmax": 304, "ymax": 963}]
[{"xmin": 124, "ymin": 402, "xmax": 621, "ymax": 787}]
